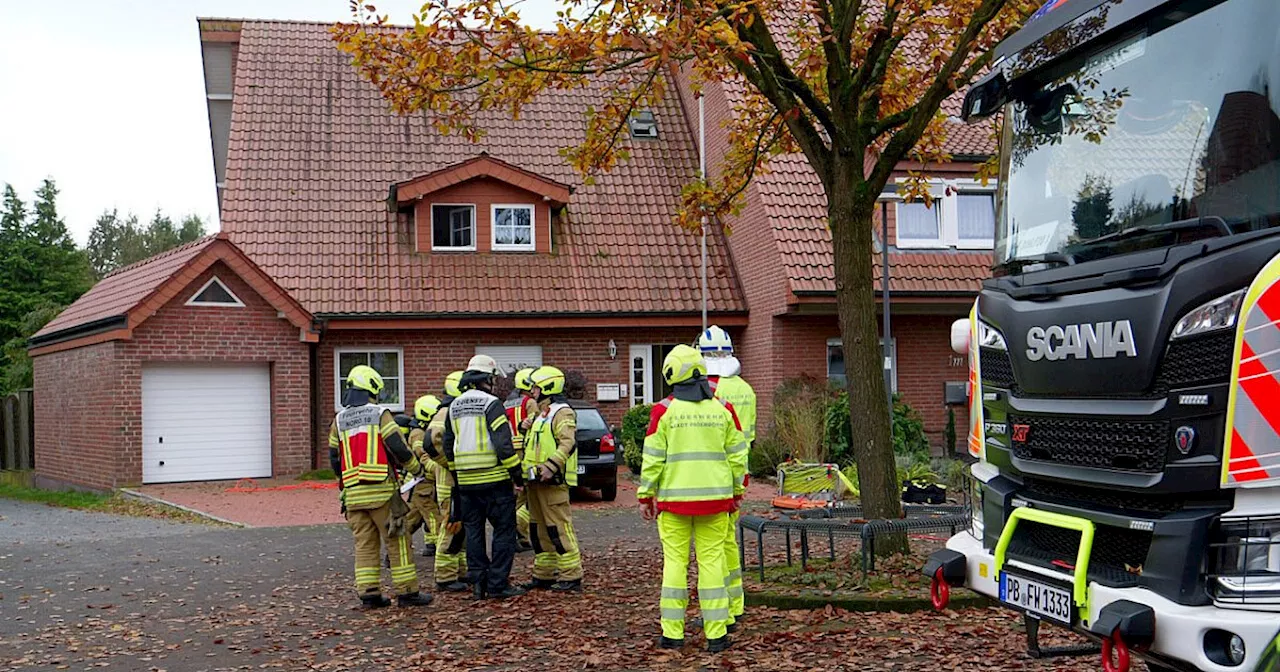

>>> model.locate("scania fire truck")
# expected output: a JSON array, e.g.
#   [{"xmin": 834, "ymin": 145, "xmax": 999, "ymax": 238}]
[{"xmin": 922, "ymin": 0, "xmax": 1280, "ymax": 670}]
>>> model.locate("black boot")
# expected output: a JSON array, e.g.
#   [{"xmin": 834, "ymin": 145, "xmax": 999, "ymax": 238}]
[
  {"xmin": 486, "ymin": 585, "xmax": 528, "ymax": 599},
  {"xmin": 516, "ymin": 539, "xmax": 533, "ymax": 553},
  {"xmin": 550, "ymin": 579, "xmax": 582, "ymax": 592},
  {"xmin": 396, "ymin": 592, "xmax": 434, "ymax": 607},
  {"xmin": 707, "ymin": 636, "xmax": 731, "ymax": 653},
  {"xmin": 359, "ymin": 594, "xmax": 391, "ymax": 610},
  {"xmin": 726, "ymin": 622, "xmax": 739, "ymax": 634},
  {"xmin": 472, "ymin": 583, "xmax": 488, "ymax": 600},
  {"xmin": 437, "ymin": 581, "xmax": 469, "ymax": 593},
  {"xmin": 520, "ymin": 578, "xmax": 556, "ymax": 591},
  {"xmin": 659, "ymin": 636, "xmax": 683, "ymax": 650},
  {"xmin": 421, "ymin": 543, "xmax": 436, "ymax": 558}
]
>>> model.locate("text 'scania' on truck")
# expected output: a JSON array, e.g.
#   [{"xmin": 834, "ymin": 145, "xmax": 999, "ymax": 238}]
[{"xmin": 921, "ymin": 0, "xmax": 1280, "ymax": 670}]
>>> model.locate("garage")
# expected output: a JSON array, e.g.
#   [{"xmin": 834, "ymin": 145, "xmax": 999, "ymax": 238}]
[{"xmin": 142, "ymin": 364, "xmax": 273, "ymax": 483}]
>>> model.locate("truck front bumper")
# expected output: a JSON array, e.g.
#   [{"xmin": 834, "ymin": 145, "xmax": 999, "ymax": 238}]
[{"xmin": 936, "ymin": 531, "xmax": 1279, "ymax": 671}]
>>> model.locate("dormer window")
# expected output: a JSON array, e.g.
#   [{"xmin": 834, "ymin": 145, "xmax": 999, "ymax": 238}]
[
  {"xmin": 492, "ymin": 204, "xmax": 534, "ymax": 251},
  {"xmin": 431, "ymin": 204, "xmax": 476, "ymax": 251},
  {"xmin": 186, "ymin": 276, "xmax": 244, "ymax": 307}
]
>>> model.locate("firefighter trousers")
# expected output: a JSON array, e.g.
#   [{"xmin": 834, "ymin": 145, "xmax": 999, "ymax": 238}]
[
  {"xmin": 404, "ymin": 482, "xmax": 439, "ymax": 543},
  {"xmin": 526, "ymin": 483, "xmax": 582, "ymax": 582},
  {"xmin": 347, "ymin": 500, "xmax": 418, "ymax": 597},
  {"xmin": 460, "ymin": 482, "xmax": 518, "ymax": 594},
  {"xmin": 434, "ymin": 492, "xmax": 467, "ymax": 583},
  {"xmin": 658, "ymin": 511, "xmax": 730, "ymax": 641},
  {"xmin": 724, "ymin": 510, "xmax": 744, "ymax": 620}
]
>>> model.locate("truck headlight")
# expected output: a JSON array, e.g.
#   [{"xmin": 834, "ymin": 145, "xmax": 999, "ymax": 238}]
[
  {"xmin": 978, "ymin": 322, "xmax": 1008, "ymax": 351},
  {"xmin": 1211, "ymin": 517, "xmax": 1280, "ymax": 604},
  {"xmin": 1171, "ymin": 289, "xmax": 1244, "ymax": 340}
]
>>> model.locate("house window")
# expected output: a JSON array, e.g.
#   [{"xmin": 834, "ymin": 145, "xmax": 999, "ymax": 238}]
[
  {"xmin": 491, "ymin": 204, "xmax": 535, "ymax": 251},
  {"xmin": 185, "ymin": 276, "xmax": 244, "ymax": 307},
  {"xmin": 827, "ymin": 338, "xmax": 896, "ymax": 393},
  {"xmin": 336, "ymin": 348, "xmax": 404, "ymax": 411},
  {"xmin": 431, "ymin": 204, "xmax": 476, "ymax": 250},
  {"xmin": 893, "ymin": 180, "xmax": 997, "ymax": 249}
]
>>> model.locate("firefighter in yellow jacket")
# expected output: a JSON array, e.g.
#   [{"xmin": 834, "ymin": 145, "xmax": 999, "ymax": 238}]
[
  {"xmin": 407, "ymin": 393, "xmax": 469, "ymax": 591},
  {"xmin": 396, "ymin": 411, "xmax": 439, "ymax": 557},
  {"xmin": 507, "ymin": 368, "xmax": 538, "ymax": 551},
  {"xmin": 638, "ymin": 345, "xmax": 747, "ymax": 652},
  {"xmin": 329, "ymin": 365, "xmax": 433, "ymax": 609},
  {"xmin": 520, "ymin": 365, "xmax": 584, "ymax": 592},
  {"xmin": 698, "ymin": 325, "xmax": 756, "ymax": 626}
]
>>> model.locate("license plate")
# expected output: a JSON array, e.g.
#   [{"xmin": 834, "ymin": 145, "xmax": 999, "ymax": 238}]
[
  {"xmin": 999, "ymin": 572, "xmax": 1073, "ymax": 625},
  {"xmin": 576, "ymin": 465, "xmax": 586, "ymax": 474}
]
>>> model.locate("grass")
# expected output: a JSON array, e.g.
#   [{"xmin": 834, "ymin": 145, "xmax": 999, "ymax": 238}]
[
  {"xmin": 298, "ymin": 468, "xmax": 336, "ymax": 481},
  {"xmin": 0, "ymin": 482, "xmax": 226, "ymax": 525}
]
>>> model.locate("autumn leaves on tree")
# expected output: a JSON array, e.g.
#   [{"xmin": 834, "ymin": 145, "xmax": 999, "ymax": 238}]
[{"xmin": 335, "ymin": 0, "xmax": 1041, "ymax": 545}]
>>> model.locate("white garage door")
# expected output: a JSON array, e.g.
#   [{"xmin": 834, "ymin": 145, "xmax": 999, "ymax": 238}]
[
  {"xmin": 142, "ymin": 364, "xmax": 272, "ymax": 483},
  {"xmin": 477, "ymin": 345, "xmax": 542, "ymax": 377}
]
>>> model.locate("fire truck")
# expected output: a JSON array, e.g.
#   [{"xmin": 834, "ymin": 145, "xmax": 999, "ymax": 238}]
[{"xmin": 923, "ymin": 0, "xmax": 1280, "ymax": 670}]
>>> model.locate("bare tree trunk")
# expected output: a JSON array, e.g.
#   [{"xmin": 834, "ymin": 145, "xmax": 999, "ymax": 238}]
[{"xmin": 828, "ymin": 156, "xmax": 906, "ymax": 555}]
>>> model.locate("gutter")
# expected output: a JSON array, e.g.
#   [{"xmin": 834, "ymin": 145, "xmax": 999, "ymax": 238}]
[{"xmin": 27, "ymin": 315, "xmax": 129, "ymax": 350}]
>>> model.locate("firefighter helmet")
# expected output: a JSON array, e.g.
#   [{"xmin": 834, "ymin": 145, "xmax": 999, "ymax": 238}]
[
  {"xmin": 514, "ymin": 368, "xmax": 535, "ymax": 392},
  {"xmin": 662, "ymin": 345, "xmax": 706, "ymax": 385},
  {"xmin": 697, "ymin": 325, "xmax": 734, "ymax": 354},
  {"xmin": 444, "ymin": 371, "xmax": 463, "ymax": 398},
  {"xmin": 346, "ymin": 365, "xmax": 384, "ymax": 396},
  {"xmin": 467, "ymin": 354, "xmax": 504, "ymax": 376},
  {"xmin": 530, "ymin": 366, "xmax": 566, "ymax": 396},
  {"xmin": 414, "ymin": 395, "xmax": 442, "ymax": 423}
]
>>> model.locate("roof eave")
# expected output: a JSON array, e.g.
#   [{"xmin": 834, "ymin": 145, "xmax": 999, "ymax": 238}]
[{"xmin": 28, "ymin": 314, "xmax": 130, "ymax": 349}]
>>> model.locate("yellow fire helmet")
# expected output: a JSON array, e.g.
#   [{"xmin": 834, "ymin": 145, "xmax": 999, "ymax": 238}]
[
  {"xmin": 346, "ymin": 365, "xmax": 385, "ymax": 396},
  {"xmin": 662, "ymin": 344, "xmax": 706, "ymax": 385},
  {"xmin": 514, "ymin": 368, "xmax": 535, "ymax": 392},
  {"xmin": 530, "ymin": 366, "xmax": 566, "ymax": 396},
  {"xmin": 414, "ymin": 394, "xmax": 443, "ymax": 424},
  {"xmin": 444, "ymin": 371, "xmax": 463, "ymax": 398}
]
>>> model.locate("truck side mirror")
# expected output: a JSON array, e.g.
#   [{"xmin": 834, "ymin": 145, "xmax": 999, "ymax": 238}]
[{"xmin": 951, "ymin": 318, "xmax": 971, "ymax": 355}]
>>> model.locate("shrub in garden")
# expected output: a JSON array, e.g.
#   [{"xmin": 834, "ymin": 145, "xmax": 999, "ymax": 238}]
[
  {"xmin": 944, "ymin": 407, "xmax": 957, "ymax": 457},
  {"xmin": 749, "ymin": 431, "xmax": 789, "ymax": 478},
  {"xmin": 564, "ymin": 369, "xmax": 589, "ymax": 399},
  {"xmin": 825, "ymin": 391, "xmax": 931, "ymax": 466},
  {"xmin": 620, "ymin": 403, "xmax": 652, "ymax": 474},
  {"xmin": 772, "ymin": 376, "xmax": 830, "ymax": 463}
]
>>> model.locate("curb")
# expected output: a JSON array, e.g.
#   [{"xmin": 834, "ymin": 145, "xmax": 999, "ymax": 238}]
[
  {"xmin": 746, "ymin": 589, "xmax": 990, "ymax": 613},
  {"xmin": 118, "ymin": 488, "xmax": 248, "ymax": 528}
]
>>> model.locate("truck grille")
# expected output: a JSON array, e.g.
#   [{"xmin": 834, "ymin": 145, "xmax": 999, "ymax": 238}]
[
  {"xmin": 979, "ymin": 347, "xmax": 1015, "ymax": 388},
  {"xmin": 1022, "ymin": 479, "xmax": 1183, "ymax": 515},
  {"xmin": 1156, "ymin": 331, "xmax": 1235, "ymax": 390},
  {"xmin": 1009, "ymin": 414, "xmax": 1169, "ymax": 472},
  {"xmin": 1006, "ymin": 519, "xmax": 1151, "ymax": 587}
]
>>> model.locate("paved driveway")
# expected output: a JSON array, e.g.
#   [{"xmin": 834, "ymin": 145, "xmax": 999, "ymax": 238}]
[{"xmin": 0, "ymin": 498, "xmax": 199, "ymax": 546}]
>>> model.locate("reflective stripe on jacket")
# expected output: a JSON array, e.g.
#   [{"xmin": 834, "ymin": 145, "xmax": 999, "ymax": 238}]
[
  {"xmin": 638, "ymin": 396, "xmax": 747, "ymax": 515},
  {"xmin": 443, "ymin": 389, "xmax": 520, "ymax": 488},
  {"xmin": 525, "ymin": 403, "xmax": 578, "ymax": 486}
]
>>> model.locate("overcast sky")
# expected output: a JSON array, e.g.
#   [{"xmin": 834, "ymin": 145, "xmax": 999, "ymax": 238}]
[{"xmin": 0, "ymin": 0, "xmax": 561, "ymax": 245}]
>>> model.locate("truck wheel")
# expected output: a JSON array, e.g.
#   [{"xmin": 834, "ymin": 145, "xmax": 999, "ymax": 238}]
[{"xmin": 600, "ymin": 481, "xmax": 618, "ymax": 502}]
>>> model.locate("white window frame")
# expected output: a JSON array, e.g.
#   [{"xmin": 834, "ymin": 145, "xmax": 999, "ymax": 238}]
[
  {"xmin": 827, "ymin": 337, "xmax": 897, "ymax": 393},
  {"xmin": 430, "ymin": 203, "xmax": 477, "ymax": 252},
  {"xmin": 490, "ymin": 203, "xmax": 536, "ymax": 252},
  {"xmin": 185, "ymin": 276, "xmax": 245, "ymax": 307},
  {"xmin": 890, "ymin": 178, "xmax": 997, "ymax": 250},
  {"xmin": 334, "ymin": 347, "xmax": 406, "ymax": 412},
  {"xmin": 629, "ymin": 344, "xmax": 653, "ymax": 406}
]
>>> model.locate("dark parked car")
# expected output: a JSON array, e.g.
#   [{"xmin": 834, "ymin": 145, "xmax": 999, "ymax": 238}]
[{"xmin": 569, "ymin": 400, "xmax": 619, "ymax": 501}]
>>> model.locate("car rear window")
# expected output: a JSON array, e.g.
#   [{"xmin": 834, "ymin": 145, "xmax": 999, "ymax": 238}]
[{"xmin": 575, "ymin": 408, "xmax": 608, "ymax": 431}]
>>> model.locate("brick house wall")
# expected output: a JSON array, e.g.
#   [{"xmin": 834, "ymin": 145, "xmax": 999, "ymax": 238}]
[
  {"xmin": 33, "ymin": 262, "xmax": 312, "ymax": 489},
  {"xmin": 315, "ymin": 325, "xmax": 725, "ymax": 463},
  {"xmin": 412, "ymin": 176, "xmax": 555, "ymax": 255}
]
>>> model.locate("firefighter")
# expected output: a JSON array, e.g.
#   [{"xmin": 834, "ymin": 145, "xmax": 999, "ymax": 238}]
[
  {"xmin": 506, "ymin": 368, "xmax": 538, "ymax": 552},
  {"xmin": 403, "ymin": 399, "xmax": 441, "ymax": 558},
  {"xmin": 638, "ymin": 345, "xmax": 747, "ymax": 652},
  {"xmin": 406, "ymin": 394, "xmax": 469, "ymax": 591},
  {"xmin": 698, "ymin": 325, "xmax": 756, "ymax": 626},
  {"xmin": 329, "ymin": 365, "xmax": 434, "ymax": 609},
  {"xmin": 441, "ymin": 355, "xmax": 526, "ymax": 600},
  {"xmin": 520, "ymin": 365, "xmax": 584, "ymax": 592}
]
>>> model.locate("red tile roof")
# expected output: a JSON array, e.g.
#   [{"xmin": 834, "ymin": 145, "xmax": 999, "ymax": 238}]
[
  {"xmin": 393, "ymin": 154, "xmax": 572, "ymax": 206},
  {"xmin": 33, "ymin": 235, "xmax": 316, "ymax": 345},
  {"xmin": 219, "ymin": 21, "xmax": 744, "ymax": 317}
]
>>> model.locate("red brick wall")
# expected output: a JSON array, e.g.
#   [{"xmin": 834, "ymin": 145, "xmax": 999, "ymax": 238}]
[
  {"xmin": 317, "ymin": 325, "xmax": 718, "ymax": 462},
  {"xmin": 33, "ymin": 341, "xmax": 123, "ymax": 490},
  {"xmin": 770, "ymin": 313, "xmax": 971, "ymax": 454},
  {"xmin": 413, "ymin": 177, "xmax": 553, "ymax": 254},
  {"xmin": 33, "ymin": 262, "xmax": 312, "ymax": 489}
]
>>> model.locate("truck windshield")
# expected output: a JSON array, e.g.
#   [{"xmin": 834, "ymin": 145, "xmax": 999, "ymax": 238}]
[{"xmin": 996, "ymin": 0, "xmax": 1280, "ymax": 272}]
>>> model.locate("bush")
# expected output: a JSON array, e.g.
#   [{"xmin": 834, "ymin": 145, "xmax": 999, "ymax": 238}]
[
  {"xmin": 824, "ymin": 391, "xmax": 931, "ymax": 466},
  {"xmin": 773, "ymin": 376, "xmax": 830, "ymax": 463},
  {"xmin": 933, "ymin": 457, "xmax": 970, "ymax": 493},
  {"xmin": 749, "ymin": 431, "xmax": 789, "ymax": 478},
  {"xmin": 564, "ymin": 369, "xmax": 589, "ymax": 399},
  {"xmin": 620, "ymin": 403, "xmax": 652, "ymax": 474},
  {"xmin": 944, "ymin": 407, "xmax": 958, "ymax": 457}
]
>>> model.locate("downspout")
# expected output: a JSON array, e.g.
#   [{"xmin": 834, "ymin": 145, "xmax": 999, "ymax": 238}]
[{"xmin": 309, "ymin": 318, "xmax": 327, "ymax": 469}]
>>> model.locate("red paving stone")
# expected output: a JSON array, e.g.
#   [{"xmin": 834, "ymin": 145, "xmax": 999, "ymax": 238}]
[{"xmin": 135, "ymin": 468, "xmax": 781, "ymax": 526}]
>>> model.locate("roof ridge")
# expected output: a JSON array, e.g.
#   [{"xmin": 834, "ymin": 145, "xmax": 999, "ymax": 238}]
[{"xmin": 102, "ymin": 234, "xmax": 220, "ymax": 279}]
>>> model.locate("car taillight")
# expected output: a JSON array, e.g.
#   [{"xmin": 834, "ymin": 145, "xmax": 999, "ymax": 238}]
[{"xmin": 600, "ymin": 434, "xmax": 616, "ymax": 453}]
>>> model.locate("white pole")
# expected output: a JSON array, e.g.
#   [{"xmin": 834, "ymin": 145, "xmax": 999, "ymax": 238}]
[{"xmin": 699, "ymin": 94, "xmax": 708, "ymax": 332}]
